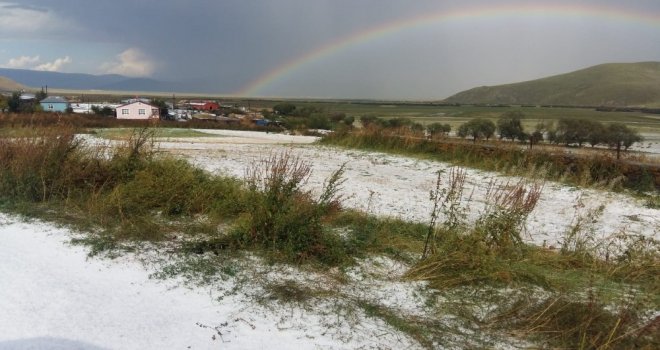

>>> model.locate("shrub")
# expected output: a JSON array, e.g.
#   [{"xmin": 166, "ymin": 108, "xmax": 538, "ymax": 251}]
[
  {"xmin": 231, "ymin": 152, "xmax": 347, "ymax": 264},
  {"xmin": 0, "ymin": 125, "xmax": 87, "ymax": 202}
]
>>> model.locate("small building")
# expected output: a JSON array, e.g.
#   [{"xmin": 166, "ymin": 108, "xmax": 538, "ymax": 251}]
[
  {"xmin": 40, "ymin": 96, "xmax": 70, "ymax": 112},
  {"xmin": 115, "ymin": 101, "xmax": 159, "ymax": 120},
  {"xmin": 188, "ymin": 101, "xmax": 220, "ymax": 111}
]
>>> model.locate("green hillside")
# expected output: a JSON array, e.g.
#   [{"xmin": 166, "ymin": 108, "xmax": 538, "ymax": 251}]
[{"xmin": 444, "ymin": 62, "xmax": 660, "ymax": 107}]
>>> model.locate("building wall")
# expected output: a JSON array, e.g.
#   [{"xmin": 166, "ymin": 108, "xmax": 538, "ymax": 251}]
[
  {"xmin": 40, "ymin": 102, "xmax": 69, "ymax": 112},
  {"xmin": 116, "ymin": 102, "xmax": 159, "ymax": 119}
]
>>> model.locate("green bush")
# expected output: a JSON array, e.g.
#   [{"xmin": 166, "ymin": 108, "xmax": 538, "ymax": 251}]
[{"xmin": 231, "ymin": 152, "xmax": 347, "ymax": 264}]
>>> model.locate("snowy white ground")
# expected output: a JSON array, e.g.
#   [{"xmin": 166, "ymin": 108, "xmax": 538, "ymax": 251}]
[
  {"xmin": 0, "ymin": 214, "xmax": 424, "ymax": 350},
  {"xmin": 1, "ymin": 129, "xmax": 658, "ymax": 349},
  {"xmin": 166, "ymin": 129, "xmax": 659, "ymax": 248}
]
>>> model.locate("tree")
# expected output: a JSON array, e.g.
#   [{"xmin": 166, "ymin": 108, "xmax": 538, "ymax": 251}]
[
  {"xmin": 587, "ymin": 121, "xmax": 607, "ymax": 148},
  {"xmin": 0, "ymin": 96, "xmax": 8, "ymax": 112},
  {"xmin": 150, "ymin": 99, "xmax": 170, "ymax": 119},
  {"xmin": 497, "ymin": 111, "xmax": 525, "ymax": 141},
  {"xmin": 8, "ymin": 92, "xmax": 21, "ymax": 113},
  {"xmin": 35, "ymin": 88, "xmax": 47, "ymax": 101},
  {"xmin": 343, "ymin": 115, "xmax": 355, "ymax": 126},
  {"xmin": 528, "ymin": 131, "xmax": 543, "ymax": 149},
  {"xmin": 329, "ymin": 112, "xmax": 346, "ymax": 123},
  {"xmin": 273, "ymin": 103, "xmax": 296, "ymax": 115},
  {"xmin": 604, "ymin": 123, "xmax": 642, "ymax": 159},
  {"xmin": 308, "ymin": 113, "xmax": 331, "ymax": 130},
  {"xmin": 360, "ymin": 115, "xmax": 383, "ymax": 127},
  {"xmin": 556, "ymin": 118, "xmax": 595, "ymax": 147},
  {"xmin": 427, "ymin": 122, "xmax": 451, "ymax": 137},
  {"xmin": 91, "ymin": 105, "xmax": 114, "ymax": 117},
  {"xmin": 457, "ymin": 118, "xmax": 496, "ymax": 143}
]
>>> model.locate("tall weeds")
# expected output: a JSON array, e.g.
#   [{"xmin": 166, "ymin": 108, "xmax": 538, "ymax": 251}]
[
  {"xmin": 423, "ymin": 167, "xmax": 468, "ymax": 258},
  {"xmin": 0, "ymin": 125, "xmax": 86, "ymax": 202},
  {"xmin": 321, "ymin": 127, "xmax": 660, "ymax": 192},
  {"xmin": 232, "ymin": 152, "xmax": 347, "ymax": 264}
]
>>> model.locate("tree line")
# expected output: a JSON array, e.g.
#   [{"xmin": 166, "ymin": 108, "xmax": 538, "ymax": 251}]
[
  {"xmin": 352, "ymin": 111, "xmax": 642, "ymax": 160},
  {"xmin": 454, "ymin": 111, "xmax": 643, "ymax": 159}
]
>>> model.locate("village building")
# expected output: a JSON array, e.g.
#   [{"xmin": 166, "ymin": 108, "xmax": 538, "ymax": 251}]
[
  {"xmin": 188, "ymin": 101, "xmax": 220, "ymax": 111},
  {"xmin": 39, "ymin": 96, "xmax": 70, "ymax": 112},
  {"xmin": 115, "ymin": 101, "xmax": 159, "ymax": 120}
]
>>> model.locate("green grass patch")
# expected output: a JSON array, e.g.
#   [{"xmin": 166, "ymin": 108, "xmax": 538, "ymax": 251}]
[
  {"xmin": 92, "ymin": 127, "xmax": 216, "ymax": 139},
  {"xmin": 357, "ymin": 300, "xmax": 435, "ymax": 349}
]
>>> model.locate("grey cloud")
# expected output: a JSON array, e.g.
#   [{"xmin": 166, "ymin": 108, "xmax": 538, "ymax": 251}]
[{"xmin": 7, "ymin": 0, "xmax": 660, "ymax": 98}]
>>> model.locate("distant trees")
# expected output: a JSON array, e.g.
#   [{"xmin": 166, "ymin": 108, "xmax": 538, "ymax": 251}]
[
  {"xmin": 150, "ymin": 99, "xmax": 170, "ymax": 119},
  {"xmin": 457, "ymin": 118, "xmax": 496, "ymax": 142},
  {"xmin": 360, "ymin": 115, "xmax": 381, "ymax": 127},
  {"xmin": 35, "ymin": 88, "xmax": 47, "ymax": 101},
  {"xmin": 541, "ymin": 118, "xmax": 643, "ymax": 158},
  {"xmin": 91, "ymin": 105, "xmax": 114, "ymax": 117},
  {"xmin": 0, "ymin": 96, "xmax": 7, "ymax": 112},
  {"xmin": 358, "ymin": 116, "xmax": 424, "ymax": 132},
  {"xmin": 273, "ymin": 103, "xmax": 297, "ymax": 115},
  {"xmin": 8, "ymin": 92, "xmax": 21, "ymax": 113},
  {"xmin": 427, "ymin": 122, "xmax": 451, "ymax": 137},
  {"xmin": 605, "ymin": 123, "xmax": 643, "ymax": 159},
  {"xmin": 497, "ymin": 111, "xmax": 526, "ymax": 141}
]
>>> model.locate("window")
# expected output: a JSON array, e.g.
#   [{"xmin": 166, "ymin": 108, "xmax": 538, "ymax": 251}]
[
  {"xmin": 152, "ymin": 109, "xmax": 158, "ymax": 115},
  {"xmin": 122, "ymin": 109, "xmax": 129, "ymax": 115},
  {"xmin": 139, "ymin": 109, "xmax": 145, "ymax": 115}
]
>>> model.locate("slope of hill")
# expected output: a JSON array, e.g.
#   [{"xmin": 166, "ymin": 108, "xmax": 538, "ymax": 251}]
[
  {"xmin": 444, "ymin": 62, "xmax": 660, "ymax": 107},
  {"xmin": 0, "ymin": 76, "xmax": 25, "ymax": 91},
  {"xmin": 0, "ymin": 68, "xmax": 183, "ymax": 93}
]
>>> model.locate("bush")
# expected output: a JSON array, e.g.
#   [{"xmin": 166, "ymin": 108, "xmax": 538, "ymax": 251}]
[
  {"xmin": 0, "ymin": 125, "xmax": 87, "ymax": 202},
  {"xmin": 231, "ymin": 152, "xmax": 347, "ymax": 264}
]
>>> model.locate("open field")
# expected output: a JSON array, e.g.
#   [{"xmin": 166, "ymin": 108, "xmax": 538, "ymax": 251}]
[
  {"xmin": 161, "ymin": 130, "xmax": 658, "ymax": 247},
  {"xmin": 33, "ymin": 89, "xmax": 660, "ymax": 131},
  {"xmin": 1, "ymin": 127, "xmax": 658, "ymax": 349}
]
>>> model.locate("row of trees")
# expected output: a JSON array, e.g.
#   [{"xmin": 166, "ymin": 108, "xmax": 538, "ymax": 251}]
[
  {"xmin": 0, "ymin": 91, "xmax": 46, "ymax": 113},
  {"xmin": 267, "ymin": 103, "xmax": 355, "ymax": 131},
  {"xmin": 453, "ymin": 112, "xmax": 643, "ymax": 159},
  {"xmin": 351, "ymin": 111, "xmax": 644, "ymax": 159}
]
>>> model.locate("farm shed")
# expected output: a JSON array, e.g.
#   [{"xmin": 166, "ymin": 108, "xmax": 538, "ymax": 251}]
[
  {"xmin": 116, "ymin": 101, "xmax": 159, "ymax": 120},
  {"xmin": 39, "ymin": 96, "xmax": 70, "ymax": 112},
  {"xmin": 188, "ymin": 101, "xmax": 220, "ymax": 111}
]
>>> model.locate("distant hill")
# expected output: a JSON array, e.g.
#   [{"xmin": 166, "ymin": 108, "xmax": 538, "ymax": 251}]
[
  {"xmin": 444, "ymin": 62, "xmax": 660, "ymax": 107},
  {"xmin": 0, "ymin": 76, "xmax": 25, "ymax": 91},
  {"xmin": 0, "ymin": 68, "xmax": 187, "ymax": 93}
]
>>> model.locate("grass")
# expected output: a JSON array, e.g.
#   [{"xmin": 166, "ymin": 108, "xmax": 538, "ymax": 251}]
[
  {"xmin": 444, "ymin": 62, "xmax": 660, "ymax": 107},
  {"xmin": 249, "ymin": 100, "xmax": 660, "ymax": 131},
  {"xmin": 403, "ymin": 168, "xmax": 659, "ymax": 348},
  {"xmin": 356, "ymin": 300, "xmax": 435, "ymax": 349},
  {"xmin": 92, "ymin": 127, "xmax": 216, "ymax": 139},
  {"xmin": 320, "ymin": 126, "xmax": 660, "ymax": 193},
  {"xmin": 1, "ymin": 124, "xmax": 658, "ymax": 349}
]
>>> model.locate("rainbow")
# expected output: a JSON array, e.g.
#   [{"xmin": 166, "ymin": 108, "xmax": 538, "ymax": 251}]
[{"xmin": 236, "ymin": 3, "xmax": 660, "ymax": 97}]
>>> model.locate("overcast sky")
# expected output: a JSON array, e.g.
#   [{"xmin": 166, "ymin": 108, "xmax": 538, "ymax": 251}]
[{"xmin": 1, "ymin": 0, "xmax": 659, "ymax": 99}]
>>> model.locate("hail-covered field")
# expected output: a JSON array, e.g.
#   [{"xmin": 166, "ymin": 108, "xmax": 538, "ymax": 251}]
[{"xmin": 1, "ymin": 129, "xmax": 658, "ymax": 349}]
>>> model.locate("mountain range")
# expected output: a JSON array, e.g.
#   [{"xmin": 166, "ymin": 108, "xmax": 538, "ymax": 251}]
[
  {"xmin": 3, "ymin": 62, "xmax": 660, "ymax": 106},
  {"xmin": 443, "ymin": 62, "xmax": 660, "ymax": 107},
  {"xmin": 0, "ymin": 68, "xmax": 198, "ymax": 93}
]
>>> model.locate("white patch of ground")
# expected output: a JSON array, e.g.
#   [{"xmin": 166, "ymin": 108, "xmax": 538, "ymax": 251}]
[
  {"xmin": 0, "ymin": 214, "xmax": 421, "ymax": 350},
  {"xmin": 163, "ymin": 130, "xmax": 658, "ymax": 249},
  {"xmin": 2, "ymin": 130, "xmax": 657, "ymax": 349}
]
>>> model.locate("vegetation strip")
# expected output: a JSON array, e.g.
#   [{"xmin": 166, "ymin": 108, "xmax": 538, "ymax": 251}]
[{"xmin": 0, "ymin": 124, "xmax": 657, "ymax": 348}]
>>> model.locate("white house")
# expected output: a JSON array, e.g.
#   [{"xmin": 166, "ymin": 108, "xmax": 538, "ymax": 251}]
[{"xmin": 115, "ymin": 101, "xmax": 159, "ymax": 120}]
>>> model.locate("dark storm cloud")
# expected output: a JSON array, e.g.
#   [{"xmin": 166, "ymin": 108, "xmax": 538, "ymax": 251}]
[{"xmin": 7, "ymin": 0, "xmax": 660, "ymax": 98}]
